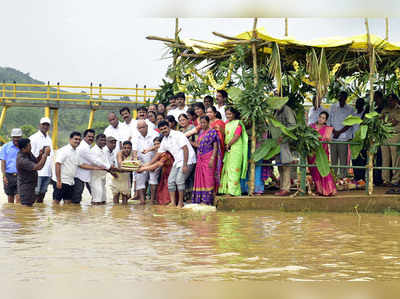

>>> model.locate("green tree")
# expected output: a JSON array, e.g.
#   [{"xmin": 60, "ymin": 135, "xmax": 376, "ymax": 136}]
[{"xmin": 21, "ymin": 124, "xmax": 37, "ymax": 138}]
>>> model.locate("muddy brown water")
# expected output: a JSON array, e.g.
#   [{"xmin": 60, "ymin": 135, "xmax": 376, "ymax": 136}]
[{"xmin": 1, "ymin": 186, "xmax": 400, "ymax": 282}]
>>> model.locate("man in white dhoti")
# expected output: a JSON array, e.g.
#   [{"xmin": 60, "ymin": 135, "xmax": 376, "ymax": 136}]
[
  {"xmin": 132, "ymin": 120, "xmax": 160, "ymax": 204},
  {"xmin": 89, "ymin": 134, "xmax": 111, "ymax": 205}
]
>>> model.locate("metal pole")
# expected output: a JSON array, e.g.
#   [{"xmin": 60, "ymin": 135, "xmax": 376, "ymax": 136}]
[
  {"xmin": 45, "ymin": 81, "xmax": 50, "ymax": 118},
  {"xmin": 52, "ymin": 108, "xmax": 59, "ymax": 150},
  {"xmin": 88, "ymin": 109, "xmax": 95, "ymax": 129},
  {"xmin": 0, "ymin": 106, "xmax": 8, "ymax": 130}
]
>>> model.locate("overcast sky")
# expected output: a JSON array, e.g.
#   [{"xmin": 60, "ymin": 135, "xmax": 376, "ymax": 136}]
[{"xmin": 1, "ymin": 1, "xmax": 399, "ymax": 88}]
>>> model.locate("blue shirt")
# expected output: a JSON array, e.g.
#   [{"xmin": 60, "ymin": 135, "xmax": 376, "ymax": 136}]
[{"xmin": 0, "ymin": 141, "xmax": 20, "ymax": 173}]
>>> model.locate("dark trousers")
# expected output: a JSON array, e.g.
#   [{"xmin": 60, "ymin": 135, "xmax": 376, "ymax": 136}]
[
  {"xmin": 373, "ymin": 147, "xmax": 383, "ymax": 186},
  {"xmin": 352, "ymin": 149, "xmax": 366, "ymax": 181},
  {"xmin": 52, "ymin": 181, "xmax": 74, "ymax": 202},
  {"xmin": 71, "ymin": 178, "xmax": 90, "ymax": 204},
  {"xmin": 19, "ymin": 183, "xmax": 35, "ymax": 206}
]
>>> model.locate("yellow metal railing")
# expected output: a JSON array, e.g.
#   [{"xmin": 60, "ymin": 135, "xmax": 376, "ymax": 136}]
[
  {"xmin": 0, "ymin": 82, "xmax": 160, "ymax": 148},
  {"xmin": 0, "ymin": 82, "xmax": 159, "ymax": 105}
]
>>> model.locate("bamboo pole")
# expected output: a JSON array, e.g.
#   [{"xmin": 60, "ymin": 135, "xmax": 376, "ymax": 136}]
[
  {"xmin": 385, "ymin": 17, "xmax": 389, "ymax": 41},
  {"xmin": 284, "ymin": 18, "xmax": 288, "ymax": 37},
  {"xmin": 249, "ymin": 17, "xmax": 258, "ymax": 196},
  {"xmin": 365, "ymin": 18, "xmax": 375, "ymax": 195},
  {"xmin": 173, "ymin": 18, "xmax": 179, "ymax": 84}
]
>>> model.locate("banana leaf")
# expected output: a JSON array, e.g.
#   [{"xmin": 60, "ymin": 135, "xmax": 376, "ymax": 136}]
[
  {"xmin": 350, "ymin": 128, "xmax": 364, "ymax": 159},
  {"xmin": 251, "ymin": 139, "xmax": 281, "ymax": 162},
  {"xmin": 342, "ymin": 115, "xmax": 362, "ymax": 126},
  {"xmin": 266, "ymin": 96, "xmax": 288, "ymax": 110},
  {"xmin": 269, "ymin": 118, "xmax": 298, "ymax": 140},
  {"xmin": 359, "ymin": 125, "xmax": 368, "ymax": 139},
  {"xmin": 315, "ymin": 144, "xmax": 330, "ymax": 177},
  {"xmin": 227, "ymin": 87, "xmax": 242, "ymax": 104},
  {"xmin": 365, "ymin": 111, "xmax": 379, "ymax": 119}
]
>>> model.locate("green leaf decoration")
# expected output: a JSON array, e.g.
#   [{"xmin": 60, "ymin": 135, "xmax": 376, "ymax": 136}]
[
  {"xmin": 269, "ymin": 118, "xmax": 298, "ymax": 140},
  {"xmin": 350, "ymin": 128, "xmax": 364, "ymax": 159},
  {"xmin": 268, "ymin": 42, "xmax": 282, "ymax": 95},
  {"xmin": 251, "ymin": 139, "xmax": 280, "ymax": 162},
  {"xmin": 227, "ymin": 87, "xmax": 242, "ymax": 104},
  {"xmin": 365, "ymin": 111, "xmax": 379, "ymax": 119},
  {"xmin": 266, "ymin": 96, "xmax": 288, "ymax": 110},
  {"xmin": 342, "ymin": 115, "xmax": 362, "ymax": 126},
  {"xmin": 315, "ymin": 144, "xmax": 330, "ymax": 177},
  {"xmin": 360, "ymin": 125, "xmax": 368, "ymax": 140}
]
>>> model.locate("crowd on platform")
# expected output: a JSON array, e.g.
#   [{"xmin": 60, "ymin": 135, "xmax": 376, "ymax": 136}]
[{"xmin": 1, "ymin": 89, "xmax": 400, "ymax": 207}]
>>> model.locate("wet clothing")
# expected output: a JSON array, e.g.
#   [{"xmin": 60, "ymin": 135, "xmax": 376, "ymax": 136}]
[
  {"xmin": 16, "ymin": 151, "xmax": 38, "ymax": 206},
  {"xmin": 4, "ymin": 173, "xmax": 18, "ymax": 196}
]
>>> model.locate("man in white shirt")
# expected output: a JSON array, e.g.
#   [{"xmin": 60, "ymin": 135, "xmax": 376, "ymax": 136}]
[
  {"xmin": 307, "ymin": 95, "xmax": 327, "ymax": 125},
  {"xmin": 216, "ymin": 90, "xmax": 227, "ymax": 122},
  {"xmin": 136, "ymin": 106, "xmax": 155, "ymax": 131},
  {"xmin": 104, "ymin": 112, "xmax": 128, "ymax": 152},
  {"xmin": 119, "ymin": 106, "xmax": 155, "ymax": 139},
  {"xmin": 73, "ymin": 129, "xmax": 109, "ymax": 204},
  {"xmin": 29, "ymin": 117, "xmax": 53, "ymax": 203},
  {"xmin": 149, "ymin": 121, "xmax": 196, "ymax": 208},
  {"xmin": 103, "ymin": 136, "xmax": 117, "ymax": 167},
  {"xmin": 90, "ymin": 134, "xmax": 111, "ymax": 205},
  {"xmin": 119, "ymin": 106, "xmax": 136, "ymax": 141},
  {"xmin": 53, "ymin": 131, "xmax": 104, "ymax": 204},
  {"xmin": 132, "ymin": 120, "xmax": 159, "ymax": 205},
  {"xmin": 168, "ymin": 92, "xmax": 188, "ymax": 121},
  {"xmin": 328, "ymin": 91, "xmax": 355, "ymax": 179}
]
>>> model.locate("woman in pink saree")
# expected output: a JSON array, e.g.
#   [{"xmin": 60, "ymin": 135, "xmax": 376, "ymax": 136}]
[
  {"xmin": 192, "ymin": 116, "xmax": 223, "ymax": 205},
  {"xmin": 308, "ymin": 111, "xmax": 337, "ymax": 196}
]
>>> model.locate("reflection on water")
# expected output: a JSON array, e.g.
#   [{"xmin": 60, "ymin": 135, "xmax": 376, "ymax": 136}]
[{"xmin": 1, "ymin": 197, "xmax": 400, "ymax": 282}]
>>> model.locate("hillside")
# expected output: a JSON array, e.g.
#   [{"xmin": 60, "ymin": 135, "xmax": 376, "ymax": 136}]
[{"xmin": 0, "ymin": 67, "xmax": 110, "ymax": 146}]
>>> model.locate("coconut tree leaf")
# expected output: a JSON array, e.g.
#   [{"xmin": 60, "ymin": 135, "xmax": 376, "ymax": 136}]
[
  {"xmin": 315, "ymin": 144, "xmax": 330, "ymax": 177},
  {"xmin": 266, "ymin": 96, "xmax": 288, "ymax": 110},
  {"xmin": 268, "ymin": 42, "xmax": 282, "ymax": 94},
  {"xmin": 318, "ymin": 48, "xmax": 330, "ymax": 100},
  {"xmin": 342, "ymin": 115, "xmax": 362, "ymax": 126}
]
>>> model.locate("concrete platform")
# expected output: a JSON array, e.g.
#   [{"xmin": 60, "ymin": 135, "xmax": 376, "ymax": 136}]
[{"xmin": 215, "ymin": 187, "xmax": 400, "ymax": 213}]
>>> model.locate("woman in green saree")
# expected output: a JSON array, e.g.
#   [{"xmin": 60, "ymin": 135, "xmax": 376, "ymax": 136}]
[{"xmin": 218, "ymin": 107, "xmax": 248, "ymax": 196}]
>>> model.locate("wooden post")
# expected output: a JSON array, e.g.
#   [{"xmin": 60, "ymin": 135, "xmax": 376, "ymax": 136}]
[
  {"xmin": 51, "ymin": 108, "xmax": 59, "ymax": 150},
  {"xmin": 249, "ymin": 17, "xmax": 258, "ymax": 196},
  {"xmin": 173, "ymin": 18, "xmax": 179, "ymax": 87},
  {"xmin": 365, "ymin": 18, "xmax": 375, "ymax": 195},
  {"xmin": 385, "ymin": 17, "xmax": 389, "ymax": 41},
  {"xmin": 284, "ymin": 18, "xmax": 288, "ymax": 37}
]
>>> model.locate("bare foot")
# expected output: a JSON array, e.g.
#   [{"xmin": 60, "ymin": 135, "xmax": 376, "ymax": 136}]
[{"xmin": 177, "ymin": 202, "xmax": 184, "ymax": 208}]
